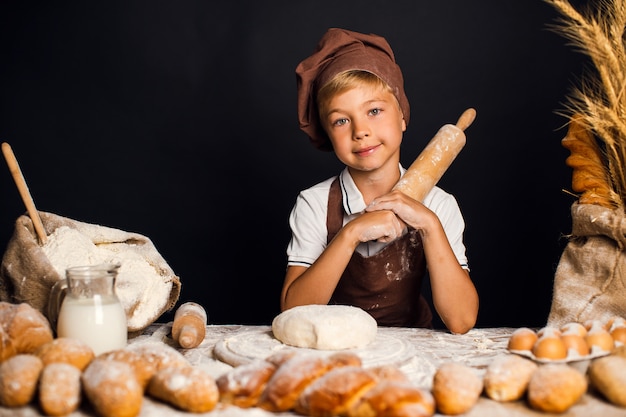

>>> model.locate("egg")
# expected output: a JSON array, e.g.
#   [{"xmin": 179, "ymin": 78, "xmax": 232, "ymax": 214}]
[
  {"xmin": 560, "ymin": 322, "xmax": 587, "ymax": 337},
  {"xmin": 508, "ymin": 327, "xmax": 538, "ymax": 351},
  {"xmin": 537, "ymin": 326, "xmax": 562, "ymax": 338},
  {"xmin": 610, "ymin": 326, "xmax": 626, "ymax": 345},
  {"xmin": 607, "ymin": 316, "xmax": 626, "ymax": 331},
  {"xmin": 532, "ymin": 333, "xmax": 568, "ymax": 360},
  {"xmin": 585, "ymin": 322, "xmax": 615, "ymax": 352},
  {"xmin": 561, "ymin": 333, "xmax": 590, "ymax": 356}
]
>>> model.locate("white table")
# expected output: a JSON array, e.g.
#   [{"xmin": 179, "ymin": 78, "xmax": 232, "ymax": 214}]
[{"xmin": 1, "ymin": 324, "xmax": 624, "ymax": 417}]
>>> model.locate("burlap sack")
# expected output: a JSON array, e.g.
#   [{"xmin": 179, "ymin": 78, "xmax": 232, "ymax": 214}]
[
  {"xmin": 0, "ymin": 211, "xmax": 181, "ymax": 332},
  {"xmin": 547, "ymin": 202, "xmax": 626, "ymax": 327}
]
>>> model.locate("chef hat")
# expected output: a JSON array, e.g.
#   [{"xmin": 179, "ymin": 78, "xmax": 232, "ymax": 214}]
[{"xmin": 296, "ymin": 28, "xmax": 410, "ymax": 151}]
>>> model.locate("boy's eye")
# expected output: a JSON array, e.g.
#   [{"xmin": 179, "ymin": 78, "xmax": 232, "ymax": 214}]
[
  {"xmin": 369, "ymin": 108, "xmax": 381, "ymax": 116},
  {"xmin": 333, "ymin": 118, "xmax": 348, "ymax": 127}
]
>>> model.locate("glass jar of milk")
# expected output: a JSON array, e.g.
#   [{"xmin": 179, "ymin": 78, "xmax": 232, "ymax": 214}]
[{"xmin": 50, "ymin": 263, "xmax": 127, "ymax": 356}]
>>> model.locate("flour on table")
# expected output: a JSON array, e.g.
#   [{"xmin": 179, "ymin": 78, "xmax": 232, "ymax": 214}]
[{"xmin": 42, "ymin": 226, "xmax": 171, "ymax": 330}]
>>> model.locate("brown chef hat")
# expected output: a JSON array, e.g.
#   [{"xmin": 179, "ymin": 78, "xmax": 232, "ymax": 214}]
[{"xmin": 296, "ymin": 28, "xmax": 410, "ymax": 151}]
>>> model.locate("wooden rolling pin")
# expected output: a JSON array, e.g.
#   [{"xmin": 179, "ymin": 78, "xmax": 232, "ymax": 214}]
[{"xmin": 393, "ymin": 108, "xmax": 476, "ymax": 201}]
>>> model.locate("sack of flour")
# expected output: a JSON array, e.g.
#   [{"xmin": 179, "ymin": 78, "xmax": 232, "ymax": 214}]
[
  {"xmin": 0, "ymin": 211, "xmax": 181, "ymax": 332},
  {"xmin": 547, "ymin": 202, "xmax": 626, "ymax": 327}
]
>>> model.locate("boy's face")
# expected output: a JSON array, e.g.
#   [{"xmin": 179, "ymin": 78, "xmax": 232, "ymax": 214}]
[{"xmin": 321, "ymin": 84, "xmax": 406, "ymax": 173}]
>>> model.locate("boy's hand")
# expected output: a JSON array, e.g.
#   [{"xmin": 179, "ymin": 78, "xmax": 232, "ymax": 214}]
[
  {"xmin": 349, "ymin": 210, "xmax": 407, "ymax": 243},
  {"xmin": 365, "ymin": 190, "xmax": 435, "ymax": 233}
]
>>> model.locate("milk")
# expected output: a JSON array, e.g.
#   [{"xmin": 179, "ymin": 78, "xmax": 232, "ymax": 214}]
[{"xmin": 57, "ymin": 294, "xmax": 127, "ymax": 356}]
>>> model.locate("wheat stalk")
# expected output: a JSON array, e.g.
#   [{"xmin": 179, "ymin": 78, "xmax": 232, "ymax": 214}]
[{"xmin": 545, "ymin": 0, "xmax": 626, "ymax": 209}]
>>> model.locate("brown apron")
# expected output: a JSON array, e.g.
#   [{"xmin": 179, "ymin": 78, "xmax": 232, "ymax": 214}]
[{"xmin": 326, "ymin": 178, "xmax": 433, "ymax": 327}]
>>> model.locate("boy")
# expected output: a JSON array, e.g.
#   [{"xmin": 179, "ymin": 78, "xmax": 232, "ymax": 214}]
[{"xmin": 281, "ymin": 28, "xmax": 478, "ymax": 334}]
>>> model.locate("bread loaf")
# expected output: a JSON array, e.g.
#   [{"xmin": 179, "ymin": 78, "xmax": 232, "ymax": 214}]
[
  {"xmin": 349, "ymin": 380, "xmax": 435, "ymax": 417},
  {"xmin": 38, "ymin": 362, "xmax": 82, "ymax": 416},
  {"xmin": 0, "ymin": 302, "xmax": 53, "ymax": 362},
  {"xmin": 587, "ymin": 354, "xmax": 626, "ymax": 407},
  {"xmin": 36, "ymin": 337, "xmax": 95, "ymax": 371},
  {"xmin": 96, "ymin": 348, "xmax": 158, "ymax": 389},
  {"xmin": 81, "ymin": 358, "xmax": 143, "ymax": 417},
  {"xmin": 125, "ymin": 340, "xmax": 190, "ymax": 371},
  {"xmin": 147, "ymin": 365, "xmax": 219, "ymax": 413},
  {"xmin": 431, "ymin": 362, "xmax": 482, "ymax": 415},
  {"xmin": 483, "ymin": 354, "xmax": 538, "ymax": 402},
  {"xmin": 217, "ymin": 359, "xmax": 278, "ymax": 408},
  {"xmin": 218, "ymin": 349, "xmax": 434, "ymax": 417},
  {"xmin": 0, "ymin": 353, "xmax": 44, "ymax": 407},
  {"xmin": 527, "ymin": 363, "xmax": 587, "ymax": 413},
  {"xmin": 295, "ymin": 366, "xmax": 378, "ymax": 417},
  {"xmin": 258, "ymin": 353, "xmax": 350, "ymax": 412}
]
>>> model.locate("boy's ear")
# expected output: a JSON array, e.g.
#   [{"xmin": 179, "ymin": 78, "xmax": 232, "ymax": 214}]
[{"xmin": 402, "ymin": 118, "xmax": 407, "ymax": 132}]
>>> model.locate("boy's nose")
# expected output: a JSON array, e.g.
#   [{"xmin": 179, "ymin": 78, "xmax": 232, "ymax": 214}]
[{"xmin": 352, "ymin": 119, "xmax": 370, "ymax": 140}]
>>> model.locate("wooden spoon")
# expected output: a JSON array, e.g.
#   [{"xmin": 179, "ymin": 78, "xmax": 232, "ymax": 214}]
[{"xmin": 2, "ymin": 142, "xmax": 47, "ymax": 244}]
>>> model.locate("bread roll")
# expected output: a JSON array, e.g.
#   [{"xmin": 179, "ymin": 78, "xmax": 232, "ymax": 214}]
[
  {"xmin": 587, "ymin": 354, "xmax": 626, "ymax": 407},
  {"xmin": 366, "ymin": 365, "xmax": 410, "ymax": 384},
  {"xmin": 431, "ymin": 362, "xmax": 482, "ymax": 415},
  {"xmin": 36, "ymin": 337, "xmax": 95, "ymax": 371},
  {"xmin": 96, "ymin": 348, "xmax": 157, "ymax": 389},
  {"xmin": 0, "ymin": 353, "xmax": 44, "ymax": 407},
  {"xmin": 0, "ymin": 302, "xmax": 53, "ymax": 361},
  {"xmin": 82, "ymin": 358, "xmax": 143, "ymax": 417},
  {"xmin": 483, "ymin": 354, "xmax": 538, "ymax": 401},
  {"xmin": 527, "ymin": 363, "xmax": 587, "ymax": 413},
  {"xmin": 217, "ymin": 359, "xmax": 277, "ymax": 408},
  {"xmin": 126, "ymin": 341, "xmax": 190, "ymax": 371},
  {"xmin": 295, "ymin": 366, "xmax": 378, "ymax": 417},
  {"xmin": 38, "ymin": 362, "xmax": 82, "ymax": 416},
  {"xmin": 349, "ymin": 380, "xmax": 435, "ymax": 417},
  {"xmin": 147, "ymin": 365, "xmax": 219, "ymax": 413},
  {"xmin": 259, "ymin": 352, "xmax": 353, "ymax": 412}
]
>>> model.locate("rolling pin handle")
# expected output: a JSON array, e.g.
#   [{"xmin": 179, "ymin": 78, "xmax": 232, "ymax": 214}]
[{"xmin": 455, "ymin": 108, "xmax": 477, "ymax": 131}]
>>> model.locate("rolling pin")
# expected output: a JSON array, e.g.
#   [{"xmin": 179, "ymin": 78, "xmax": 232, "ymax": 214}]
[{"xmin": 393, "ymin": 108, "xmax": 476, "ymax": 201}]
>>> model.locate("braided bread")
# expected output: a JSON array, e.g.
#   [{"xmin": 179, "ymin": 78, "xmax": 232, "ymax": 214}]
[{"xmin": 218, "ymin": 350, "xmax": 435, "ymax": 417}]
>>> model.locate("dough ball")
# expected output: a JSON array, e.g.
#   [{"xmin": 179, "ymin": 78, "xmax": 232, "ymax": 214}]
[{"xmin": 272, "ymin": 305, "xmax": 377, "ymax": 350}]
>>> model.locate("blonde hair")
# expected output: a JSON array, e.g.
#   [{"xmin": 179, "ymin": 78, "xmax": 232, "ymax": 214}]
[{"xmin": 316, "ymin": 70, "xmax": 396, "ymax": 120}]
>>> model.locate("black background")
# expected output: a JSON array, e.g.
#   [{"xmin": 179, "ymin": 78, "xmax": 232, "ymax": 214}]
[{"xmin": 0, "ymin": 1, "xmax": 592, "ymax": 328}]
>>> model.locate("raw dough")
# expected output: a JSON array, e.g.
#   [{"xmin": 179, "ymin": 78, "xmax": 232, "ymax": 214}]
[{"xmin": 271, "ymin": 305, "xmax": 377, "ymax": 350}]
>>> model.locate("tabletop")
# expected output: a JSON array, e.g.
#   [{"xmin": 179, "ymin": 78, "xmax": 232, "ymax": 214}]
[{"xmin": 1, "ymin": 324, "xmax": 624, "ymax": 417}]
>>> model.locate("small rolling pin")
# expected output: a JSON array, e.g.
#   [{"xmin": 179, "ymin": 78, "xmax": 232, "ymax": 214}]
[
  {"xmin": 171, "ymin": 302, "xmax": 207, "ymax": 349},
  {"xmin": 393, "ymin": 108, "xmax": 476, "ymax": 201}
]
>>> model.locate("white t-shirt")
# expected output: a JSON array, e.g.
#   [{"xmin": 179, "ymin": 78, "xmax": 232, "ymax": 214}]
[{"xmin": 286, "ymin": 166, "xmax": 469, "ymax": 269}]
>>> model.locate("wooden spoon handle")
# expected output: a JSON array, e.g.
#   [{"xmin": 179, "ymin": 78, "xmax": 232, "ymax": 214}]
[{"xmin": 2, "ymin": 142, "xmax": 47, "ymax": 245}]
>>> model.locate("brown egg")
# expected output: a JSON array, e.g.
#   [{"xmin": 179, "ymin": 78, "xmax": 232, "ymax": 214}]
[
  {"xmin": 607, "ymin": 317, "xmax": 626, "ymax": 331},
  {"xmin": 585, "ymin": 323, "xmax": 615, "ymax": 352},
  {"xmin": 537, "ymin": 326, "xmax": 562, "ymax": 338},
  {"xmin": 532, "ymin": 334, "xmax": 568, "ymax": 360},
  {"xmin": 610, "ymin": 326, "xmax": 626, "ymax": 345},
  {"xmin": 584, "ymin": 319, "xmax": 603, "ymax": 331},
  {"xmin": 561, "ymin": 333, "xmax": 590, "ymax": 357},
  {"xmin": 508, "ymin": 327, "xmax": 538, "ymax": 351},
  {"xmin": 560, "ymin": 322, "xmax": 587, "ymax": 337}
]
